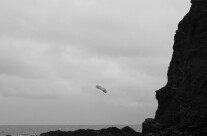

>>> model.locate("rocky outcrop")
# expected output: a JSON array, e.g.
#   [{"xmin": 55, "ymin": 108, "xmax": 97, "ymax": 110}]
[
  {"xmin": 39, "ymin": 126, "xmax": 144, "ymax": 136},
  {"xmin": 142, "ymin": 118, "xmax": 162, "ymax": 134},
  {"xmin": 143, "ymin": 0, "xmax": 207, "ymax": 135}
]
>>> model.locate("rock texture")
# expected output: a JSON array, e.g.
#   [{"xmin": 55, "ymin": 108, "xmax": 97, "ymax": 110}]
[
  {"xmin": 39, "ymin": 126, "xmax": 144, "ymax": 136},
  {"xmin": 143, "ymin": 0, "xmax": 207, "ymax": 135},
  {"xmin": 142, "ymin": 118, "xmax": 162, "ymax": 134}
]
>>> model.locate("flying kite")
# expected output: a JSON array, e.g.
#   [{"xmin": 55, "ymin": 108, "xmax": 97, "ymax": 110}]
[{"xmin": 96, "ymin": 85, "xmax": 107, "ymax": 93}]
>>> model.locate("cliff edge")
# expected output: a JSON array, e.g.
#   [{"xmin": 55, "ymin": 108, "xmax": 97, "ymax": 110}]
[{"xmin": 142, "ymin": 0, "xmax": 207, "ymax": 135}]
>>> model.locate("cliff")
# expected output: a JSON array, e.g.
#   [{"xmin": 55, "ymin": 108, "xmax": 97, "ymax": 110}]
[{"xmin": 142, "ymin": 0, "xmax": 207, "ymax": 135}]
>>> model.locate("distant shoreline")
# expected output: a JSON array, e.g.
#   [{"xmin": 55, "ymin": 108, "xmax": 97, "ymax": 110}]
[{"xmin": 39, "ymin": 126, "xmax": 142, "ymax": 136}]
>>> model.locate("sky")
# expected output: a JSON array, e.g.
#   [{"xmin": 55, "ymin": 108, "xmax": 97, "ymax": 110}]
[{"xmin": 0, "ymin": 0, "xmax": 190, "ymax": 125}]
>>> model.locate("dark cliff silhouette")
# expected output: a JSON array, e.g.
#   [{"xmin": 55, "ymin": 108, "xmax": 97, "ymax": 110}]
[
  {"xmin": 39, "ymin": 126, "xmax": 144, "ymax": 136},
  {"xmin": 142, "ymin": 0, "xmax": 207, "ymax": 135}
]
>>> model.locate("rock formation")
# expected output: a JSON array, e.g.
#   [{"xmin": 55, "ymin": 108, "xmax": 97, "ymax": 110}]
[
  {"xmin": 39, "ymin": 126, "xmax": 144, "ymax": 136},
  {"xmin": 143, "ymin": 0, "xmax": 207, "ymax": 135}
]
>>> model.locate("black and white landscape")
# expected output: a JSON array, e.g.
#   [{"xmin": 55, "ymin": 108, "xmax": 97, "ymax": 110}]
[{"xmin": 2, "ymin": 0, "xmax": 207, "ymax": 136}]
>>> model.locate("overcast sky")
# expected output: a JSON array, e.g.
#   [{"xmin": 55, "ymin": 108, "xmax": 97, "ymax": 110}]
[{"xmin": 0, "ymin": 0, "xmax": 190, "ymax": 125}]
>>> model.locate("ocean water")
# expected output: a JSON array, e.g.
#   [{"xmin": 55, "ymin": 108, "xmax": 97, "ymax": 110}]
[{"xmin": 0, "ymin": 125, "xmax": 142, "ymax": 136}]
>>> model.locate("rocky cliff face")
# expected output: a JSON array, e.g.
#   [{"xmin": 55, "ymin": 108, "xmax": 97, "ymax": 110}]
[{"xmin": 143, "ymin": 0, "xmax": 207, "ymax": 135}]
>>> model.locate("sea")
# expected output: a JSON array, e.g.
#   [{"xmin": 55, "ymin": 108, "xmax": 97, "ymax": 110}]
[{"xmin": 0, "ymin": 125, "xmax": 142, "ymax": 136}]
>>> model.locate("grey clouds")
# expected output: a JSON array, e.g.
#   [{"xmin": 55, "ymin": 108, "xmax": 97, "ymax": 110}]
[{"xmin": 0, "ymin": 0, "xmax": 190, "ymax": 125}]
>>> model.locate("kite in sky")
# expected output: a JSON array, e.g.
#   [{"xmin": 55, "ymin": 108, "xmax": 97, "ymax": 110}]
[{"xmin": 96, "ymin": 85, "xmax": 107, "ymax": 93}]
